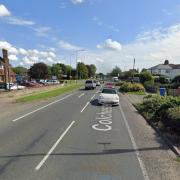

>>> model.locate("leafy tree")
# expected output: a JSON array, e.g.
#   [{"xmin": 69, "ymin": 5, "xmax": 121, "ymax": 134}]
[
  {"xmin": 139, "ymin": 71, "xmax": 153, "ymax": 84},
  {"xmin": 110, "ymin": 66, "xmax": 122, "ymax": 77},
  {"xmin": 57, "ymin": 63, "xmax": 67, "ymax": 75},
  {"xmin": 50, "ymin": 64, "xmax": 61, "ymax": 79},
  {"xmin": 86, "ymin": 64, "xmax": 97, "ymax": 78},
  {"xmin": 28, "ymin": 62, "xmax": 49, "ymax": 80},
  {"xmin": 66, "ymin": 65, "xmax": 72, "ymax": 77},
  {"xmin": 77, "ymin": 62, "xmax": 88, "ymax": 79},
  {"xmin": 12, "ymin": 66, "xmax": 27, "ymax": 75}
]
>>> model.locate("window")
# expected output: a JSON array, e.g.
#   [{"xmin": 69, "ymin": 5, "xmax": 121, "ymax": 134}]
[
  {"xmin": 166, "ymin": 70, "xmax": 170, "ymax": 73},
  {"xmin": 0, "ymin": 65, "xmax": 4, "ymax": 69}
]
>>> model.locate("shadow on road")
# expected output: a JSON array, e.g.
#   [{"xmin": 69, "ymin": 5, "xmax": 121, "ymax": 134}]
[{"xmin": 0, "ymin": 146, "xmax": 167, "ymax": 159}]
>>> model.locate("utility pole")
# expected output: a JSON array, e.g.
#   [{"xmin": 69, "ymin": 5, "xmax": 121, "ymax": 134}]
[{"xmin": 132, "ymin": 58, "xmax": 136, "ymax": 82}]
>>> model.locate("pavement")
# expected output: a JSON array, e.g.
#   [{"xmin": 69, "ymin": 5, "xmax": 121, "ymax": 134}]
[{"xmin": 0, "ymin": 88, "xmax": 179, "ymax": 180}]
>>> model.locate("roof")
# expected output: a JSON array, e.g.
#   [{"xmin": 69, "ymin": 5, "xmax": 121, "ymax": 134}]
[{"xmin": 148, "ymin": 63, "xmax": 180, "ymax": 70}]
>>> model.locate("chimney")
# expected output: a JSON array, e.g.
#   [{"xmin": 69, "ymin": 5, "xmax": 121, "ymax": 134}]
[{"xmin": 2, "ymin": 49, "xmax": 9, "ymax": 64}]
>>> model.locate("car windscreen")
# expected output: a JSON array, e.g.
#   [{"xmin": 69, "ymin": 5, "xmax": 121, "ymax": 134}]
[{"xmin": 101, "ymin": 88, "xmax": 117, "ymax": 94}]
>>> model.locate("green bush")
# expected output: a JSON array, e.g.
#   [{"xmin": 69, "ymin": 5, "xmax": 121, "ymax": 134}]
[
  {"xmin": 119, "ymin": 82, "xmax": 145, "ymax": 92},
  {"xmin": 162, "ymin": 107, "xmax": 180, "ymax": 135},
  {"xmin": 136, "ymin": 95, "xmax": 180, "ymax": 135}
]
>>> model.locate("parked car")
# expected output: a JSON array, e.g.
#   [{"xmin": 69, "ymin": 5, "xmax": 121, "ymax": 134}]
[
  {"xmin": 85, "ymin": 80, "xmax": 96, "ymax": 90},
  {"xmin": 98, "ymin": 87, "xmax": 119, "ymax": 106},
  {"xmin": 46, "ymin": 79, "xmax": 60, "ymax": 85},
  {"xmin": 7, "ymin": 83, "xmax": 25, "ymax": 90}
]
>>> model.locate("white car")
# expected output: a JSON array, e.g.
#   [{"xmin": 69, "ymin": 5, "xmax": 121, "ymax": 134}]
[
  {"xmin": 85, "ymin": 80, "xmax": 96, "ymax": 90},
  {"xmin": 46, "ymin": 80, "xmax": 60, "ymax": 85},
  {"xmin": 7, "ymin": 83, "xmax": 25, "ymax": 90},
  {"xmin": 98, "ymin": 87, "xmax": 119, "ymax": 106}
]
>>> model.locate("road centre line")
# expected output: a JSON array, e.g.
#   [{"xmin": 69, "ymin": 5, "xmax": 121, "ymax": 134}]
[
  {"xmin": 78, "ymin": 93, "xmax": 85, "ymax": 98},
  {"xmin": 90, "ymin": 94, "xmax": 95, "ymax": 100},
  {"xmin": 119, "ymin": 103, "xmax": 150, "ymax": 180},
  {"xmin": 80, "ymin": 94, "xmax": 95, "ymax": 113},
  {"xmin": 81, "ymin": 102, "xmax": 90, "ymax": 113},
  {"xmin": 12, "ymin": 94, "xmax": 73, "ymax": 122},
  {"xmin": 35, "ymin": 121, "xmax": 75, "ymax": 171}
]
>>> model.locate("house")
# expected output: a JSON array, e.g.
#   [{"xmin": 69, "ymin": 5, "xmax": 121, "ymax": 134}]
[
  {"xmin": 0, "ymin": 49, "xmax": 16, "ymax": 84},
  {"xmin": 147, "ymin": 60, "xmax": 180, "ymax": 80}
]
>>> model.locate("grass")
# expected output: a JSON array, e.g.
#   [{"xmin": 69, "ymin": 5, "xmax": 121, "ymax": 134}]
[
  {"xmin": 16, "ymin": 83, "xmax": 83, "ymax": 103},
  {"xmin": 127, "ymin": 91, "xmax": 146, "ymax": 95},
  {"xmin": 176, "ymin": 156, "xmax": 180, "ymax": 162}
]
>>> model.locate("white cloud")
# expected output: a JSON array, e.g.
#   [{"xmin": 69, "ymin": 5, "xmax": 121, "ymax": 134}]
[
  {"xmin": 58, "ymin": 40, "xmax": 82, "ymax": 51},
  {"xmin": 97, "ymin": 39, "xmax": 122, "ymax": 51},
  {"xmin": 0, "ymin": 4, "xmax": 11, "ymax": 17},
  {"xmin": 6, "ymin": 16, "xmax": 35, "ymax": 26},
  {"xmin": 33, "ymin": 26, "xmax": 51, "ymax": 37},
  {"xmin": 19, "ymin": 48, "xmax": 27, "ymax": 55},
  {"xmin": 71, "ymin": 0, "xmax": 85, "ymax": 5},
  {"xmin": 0, "ymin": 40, "xmax": 58, "ymax": 67},
  {"xmin": 9, "ymin": 54, "xmax": 18, "ymax": 61}
]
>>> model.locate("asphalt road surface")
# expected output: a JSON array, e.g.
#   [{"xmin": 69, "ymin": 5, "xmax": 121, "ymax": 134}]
[{"xmin": 0, "ymin": 87, "xmax": 173, "ymax": 180}]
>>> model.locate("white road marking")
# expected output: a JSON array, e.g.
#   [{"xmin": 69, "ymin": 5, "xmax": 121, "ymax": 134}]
[
  {"xmin": 12, "ymin": 94, "xmax": 73, "ymax": 122},
  {"xmin": 119, "ymin": 103, "xmax": 150, "ymax": 180},
  {"xmin": 81, "ymin": 102, "xmax": 90, "ymax": 113},
  {"xmin": 35, "ymin": 121, "xmax": 75, "ymax": 171},
  {"xmin": 90, "ymin": 94, "xmax": 95, "ymax": 100},
  {"xmin": 78, "ymin": 93, "xmax": 85, "ymax": 98}
]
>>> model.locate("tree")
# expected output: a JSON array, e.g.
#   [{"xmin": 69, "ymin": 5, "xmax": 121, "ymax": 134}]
[
  {"xmin": 77, "ymin": 62, "xmax": 88, "ymax": 79},
  {"xmin": 28, "ymin": 62, "xmax": 49, "ymax": 80},
  {"xmin": 110, "ymin": 66, "xmax": 122, "ymax": 77},
  {"xmin": 86, "ymin": 64, "xmax": 97, "ymax": 78},
  {"xmin": 12, "ymin": 66, "xmax": 27, "ymax": 75},
  {"xmin": 139, "ymin": 71, "xmax": 153, "ymax": 84},
  {"xmin": 58, "ymin": 63, "xmax": 67, "ymax": 75},
  {"xmin": 66, "ymin": 65, "xmax": 72, "ymax": 78},
  {"xmin": 50, "ymin": 64, "xmax": 61, "ymax": 79}
]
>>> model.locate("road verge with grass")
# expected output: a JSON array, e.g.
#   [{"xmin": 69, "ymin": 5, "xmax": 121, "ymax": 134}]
[{"xmin": 16, "ymin": 83, "xmax": 83, "ymax": 103}]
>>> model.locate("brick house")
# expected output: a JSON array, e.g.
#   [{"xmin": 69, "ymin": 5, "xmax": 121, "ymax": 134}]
[{"xmin": 0, "ymin": 49, "xmax": 16, "ymax": 84}]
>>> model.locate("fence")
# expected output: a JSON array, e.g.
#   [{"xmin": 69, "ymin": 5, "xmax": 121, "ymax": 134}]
[{"xmin": 168, "ymin": 88, "xmax": 180, "ymax": 96}]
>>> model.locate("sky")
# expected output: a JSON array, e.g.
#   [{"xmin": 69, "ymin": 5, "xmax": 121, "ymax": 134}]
[{"xmin": 0, "ymin": 0, "xmax": 180, "ymax": 73}]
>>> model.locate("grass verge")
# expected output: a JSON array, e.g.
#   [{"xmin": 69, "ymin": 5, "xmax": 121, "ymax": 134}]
[
  {"xmin": 127, "ymin": 91, "xmax": 146, "ymax": 95},
  {"xmin": 175, "ymin": 156, "xmax": 180, "ymax": 162},
  {"xmin": 16, "ymin": 83, "xmax": 83, "ymax": 103}
]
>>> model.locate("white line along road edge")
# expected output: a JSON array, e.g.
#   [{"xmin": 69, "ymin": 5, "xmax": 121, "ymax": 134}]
[
  {"xmin": 12, "ymin": 94, "xmax": 73, "ymax": 122},
  {"xmin": 119, "ymin": 104, "xmax": 150, "ymax": 180},
  {"xmin": 35, "ymin": 121, "xmax": 75, "ymax": 171}
]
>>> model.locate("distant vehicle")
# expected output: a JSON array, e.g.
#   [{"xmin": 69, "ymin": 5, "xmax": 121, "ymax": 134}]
[
  {"xmin": 105, "ymin": 82, "xmax": 115, "ymax": 88},
  {"xmin": 96, "ymin": 80, "xmax": 101, "ymax": 86},
  {"xmin": 85, "ymin": 80, "xmax": 96, "ymax": 90},
  {"xmin": 98, "ymin": 87, "xmax": 119, "ymax": 106},
  {"xmin": 46, "ymin": 80, "xmax": 60, "ymax": 85},
  {"xmin": 112, "ymin": 77, "xmax": 119, "ymax": 82}
]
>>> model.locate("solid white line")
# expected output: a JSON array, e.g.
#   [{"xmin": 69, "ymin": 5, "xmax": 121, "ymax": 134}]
[
  {"xmin": 119, "ymin": 104, "xmax": 150, "ymax": 180},
  {"xmin": 35, "ymin": 121, "xmax": 75, "ymax": 171},
  {"xmin": 12, "ymin": 94, "xmax": 73, "ymax": 122},
  {"xmin": 81, "ymin": 102, "xmax": 90, "ymax": 113},
  {"xmin": 90, "ymin": 94, "xmax": 95, "ymax": 100},
  {"xmin": 78, "ymin": 93, "xmax": 85, "ymax": 98}
]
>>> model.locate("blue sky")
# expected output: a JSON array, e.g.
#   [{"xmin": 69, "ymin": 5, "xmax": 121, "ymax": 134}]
[{"xmin": 0, "ymin": 0, "xmax": 180, "ymax": 72}]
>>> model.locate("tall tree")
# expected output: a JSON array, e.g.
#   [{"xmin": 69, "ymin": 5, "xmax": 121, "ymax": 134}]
[
  {"xmin": 77, "ymin": 62, "xmax": 88, "ymax": 79},
  {"xmin": 110, "ymin": 66, "xmax": 122, "ymax": 77},
  {"xmin": 86, "ymin": 64, "xmax": 97, "ymax": 78},
  {"xmin": 50, "ymin": 64, "xmax": 62, "ymax": 79},
  {"xmin": 28, "ymin": 62, "xmax": 49, "ymax": 80}
]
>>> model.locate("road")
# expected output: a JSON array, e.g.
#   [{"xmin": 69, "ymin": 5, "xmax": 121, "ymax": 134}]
[{"xmin": 0, "ymin": 87, "xmax": 178, "ymax": 180}]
